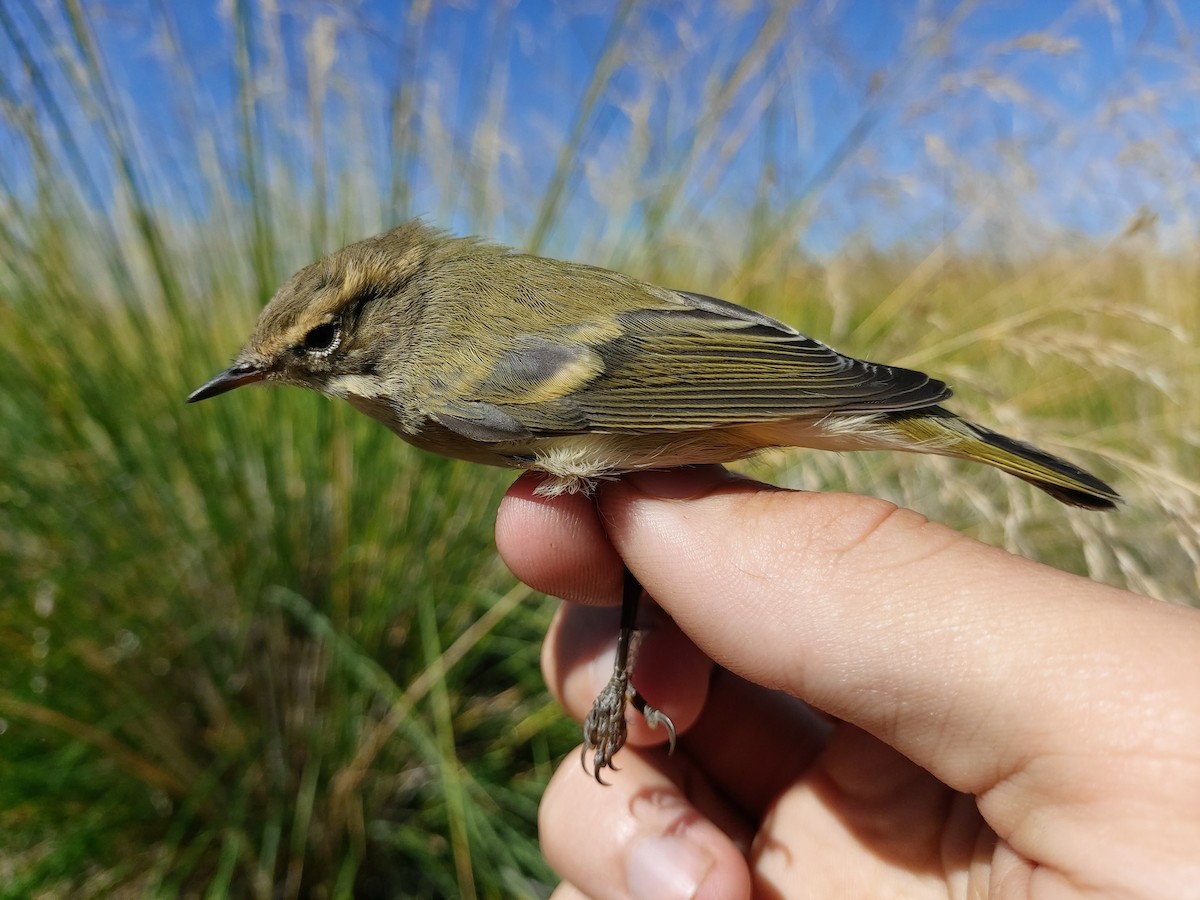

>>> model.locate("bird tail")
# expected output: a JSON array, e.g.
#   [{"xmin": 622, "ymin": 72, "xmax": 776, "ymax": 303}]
[{"xmin": 883, "ymin": 407, "xmax": 1121, "ymax": 510}]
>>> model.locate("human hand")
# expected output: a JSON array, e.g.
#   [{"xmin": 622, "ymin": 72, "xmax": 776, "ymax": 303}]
[{"xmin": 496, "ymin": 466, "xmax": 1200, "ymax": 899}]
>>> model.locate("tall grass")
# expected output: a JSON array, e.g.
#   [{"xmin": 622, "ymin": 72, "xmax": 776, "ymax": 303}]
[{"xmin": 1, "ymin": 1, "xmax": 1197, "ymax": 895}]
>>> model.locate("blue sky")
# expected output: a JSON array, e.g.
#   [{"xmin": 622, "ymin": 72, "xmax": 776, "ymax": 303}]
[{"xmin": 4, "ymin": 1, "xmax": 1198, "ymax": 255}]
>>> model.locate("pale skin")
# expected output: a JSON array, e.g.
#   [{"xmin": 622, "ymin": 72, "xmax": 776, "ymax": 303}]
[{"xmin": 495, "ymin": 466, "xmax": 1200, "ymax": 899}]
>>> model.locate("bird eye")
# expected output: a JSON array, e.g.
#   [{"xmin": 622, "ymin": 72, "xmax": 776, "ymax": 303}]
[{"xmin": 302, "ymin": 321, "xmax": 340, "ymax": 356}]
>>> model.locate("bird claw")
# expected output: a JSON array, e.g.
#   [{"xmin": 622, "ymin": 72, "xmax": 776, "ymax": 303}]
[
  {"xmin": 581, "ymin": 667, "xmax": 629, "ymax": 783},
  {"xmin": 580, "ymin": 667, "xmax": 677, "ymax": 783},
  {"xmin": 634, "ymin": 693, "xmax": 678, "ymax": 755}
]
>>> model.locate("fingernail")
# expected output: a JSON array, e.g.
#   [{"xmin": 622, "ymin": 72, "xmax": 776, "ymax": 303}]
[
  {"xmin": 627, "ymin": 835, "xmax": 714, "ymax": 900},
  {"xmin": 623, "ymin": 466, "xmax": 740, "ymax": 500}
]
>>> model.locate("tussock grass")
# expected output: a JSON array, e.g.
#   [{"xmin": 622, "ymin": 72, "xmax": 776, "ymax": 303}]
[{"xmin": 1, "ymin": 1, "xmax": 1196, "ymax": 895}]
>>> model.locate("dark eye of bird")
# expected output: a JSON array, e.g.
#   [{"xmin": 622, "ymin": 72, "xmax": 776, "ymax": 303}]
[{"xmin": 302, "ymin": 321, "xmax": 340, "ymax": 355}]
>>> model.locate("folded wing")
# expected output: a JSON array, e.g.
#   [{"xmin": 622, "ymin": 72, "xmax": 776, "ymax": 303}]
[
  {"xmin": 573, "ymin": 290, "xmax": 950, "ymax": 432},
  {"xmin": 435, "ymin": 288, "xmax": 951, "ymax": 440}
]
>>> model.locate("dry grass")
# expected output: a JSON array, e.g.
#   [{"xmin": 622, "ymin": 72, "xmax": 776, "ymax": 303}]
[{"xmin": 0, "ymin": 0, "xmax": 1196, "ymax": 894}]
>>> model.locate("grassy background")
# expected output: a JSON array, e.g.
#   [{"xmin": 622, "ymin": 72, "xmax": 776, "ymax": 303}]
[{"xmin": 1, "ymin": 1, "xmax": 1197, "ymax": 896}]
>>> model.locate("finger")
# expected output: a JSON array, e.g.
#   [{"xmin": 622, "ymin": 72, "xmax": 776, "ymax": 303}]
[
  {"xmin": 514, "ymin": 467, "xmax": 836, "ymax": 806},
  {"xmin": 596, "ymin": 470, "xmax": 1200, "ymax": 803},
  {"xmin": 539, "ymin": 746, "xmax": 753, "ymax": 900},
  {"xmin": 682, "ymin": 669, "xmax": 832, "ymax": 816},
  {"xmin": 542, "ymin": 600, "xmax": 712, "ymax": 749},
  {"xmin": 496, "ymin": 467, "xmax": 743, "ymax": 606},
  {"xmin": 496, "ymin": 472, "xmax": 622, "ymax": 605}
]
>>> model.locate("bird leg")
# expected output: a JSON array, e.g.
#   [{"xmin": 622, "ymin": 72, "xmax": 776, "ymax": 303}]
[{"xmin": 580, "ymin": 566, "xmax": 677, "ymax": 783}]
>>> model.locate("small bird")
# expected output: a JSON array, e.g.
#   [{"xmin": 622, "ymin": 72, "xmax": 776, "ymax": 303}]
[{"xmin": 189, "ymin": 220, "xmax": 1120, "ymax": 776}]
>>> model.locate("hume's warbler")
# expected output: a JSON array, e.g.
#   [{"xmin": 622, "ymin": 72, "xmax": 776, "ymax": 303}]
[{"xmin": 189, "ymin": 220, "xmax": 1119, "ymax": 775}]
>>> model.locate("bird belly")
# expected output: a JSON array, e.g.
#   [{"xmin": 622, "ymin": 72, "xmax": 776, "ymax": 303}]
[
  {"xmin": 514, "ymin": 414, "xmax": 920, "ymax": 495},
  {"xmin": 346, "ymin": 389, "xmax": 906, "ymax": 496}
]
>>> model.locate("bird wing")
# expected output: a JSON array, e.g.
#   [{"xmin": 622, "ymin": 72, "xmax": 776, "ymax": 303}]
[{"xmin": 431, "ymin": 288, "xmax": 950, "ymax": 441}]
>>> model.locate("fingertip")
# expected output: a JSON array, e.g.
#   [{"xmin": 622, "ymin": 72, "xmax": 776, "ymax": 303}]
[
  {"xmin": 539, "ymin": 749, "xmax": 752, "ymax": 900},
  {"xmin": 496, "ymin": 474, "xmax": 624, "ymax": 605}
]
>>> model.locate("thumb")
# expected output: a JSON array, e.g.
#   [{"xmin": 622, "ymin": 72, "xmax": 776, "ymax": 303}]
[{"xmin": 596, "ymin": 468, "xmax": 1182, "ymax": 797}]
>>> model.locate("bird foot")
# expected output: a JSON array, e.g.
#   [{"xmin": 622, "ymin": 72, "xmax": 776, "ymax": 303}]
[{"xmin": 580, "ymin": 662, "xmax": 676, "ymax": 784}]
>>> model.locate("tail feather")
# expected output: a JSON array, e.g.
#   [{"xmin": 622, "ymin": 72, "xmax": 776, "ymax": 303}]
[{"xmin": 885, "ymin": 408, "xmax": 1121, "ymax": 510}]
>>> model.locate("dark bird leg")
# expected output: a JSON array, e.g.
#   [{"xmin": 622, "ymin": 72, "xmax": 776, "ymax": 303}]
[{"xmin": 580, "ymin": 566, "xmax": 677, "ymax": 783}]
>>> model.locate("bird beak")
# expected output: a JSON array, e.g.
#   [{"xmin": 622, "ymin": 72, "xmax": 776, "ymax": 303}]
[{"xmin": 187, "ymin": 361, "xmax": 267, "ymax": 403}]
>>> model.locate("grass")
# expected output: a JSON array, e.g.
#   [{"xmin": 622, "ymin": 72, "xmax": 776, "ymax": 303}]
[{"xmin": 1, "ymin": 1, "xmax": 1197, "ymax": 896}]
